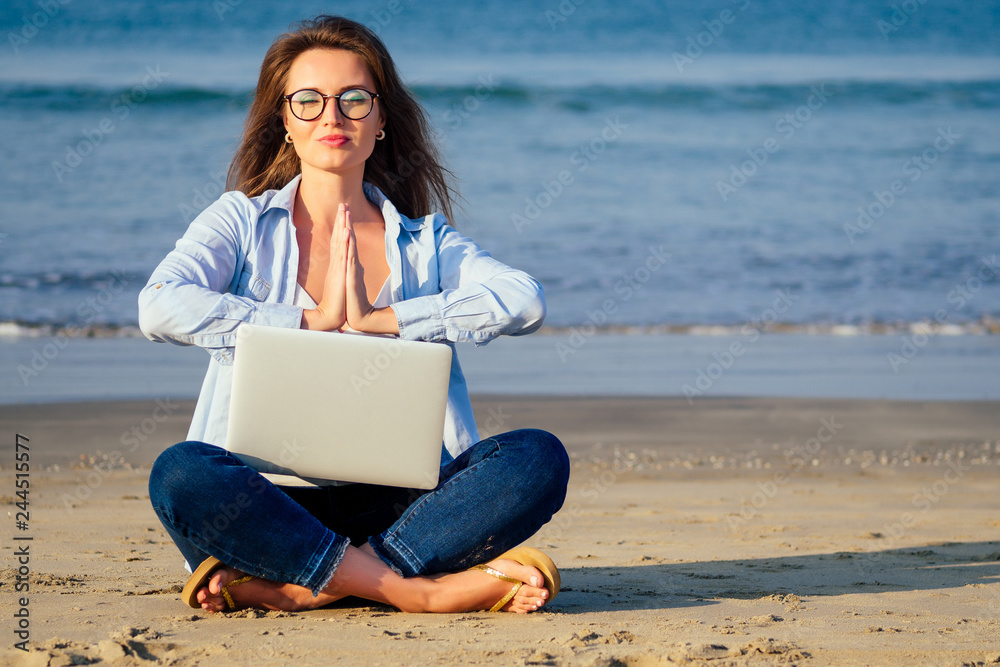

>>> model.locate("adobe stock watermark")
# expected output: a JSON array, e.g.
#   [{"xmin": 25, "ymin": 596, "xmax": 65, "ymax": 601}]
[
  {"xmin": 887, "ymin": 255, "xmax": 998, "ymax": 372},
  {"xmin": 682, "ymin": 288, "xmax": 798, "ymax": 403},
  {"xmin": 844, "ymin": 126, "xmax": 959, "ymax": 244},
  {"xmin": 477, "ymin": 404, "xmax": 512, "ymax": 439},
  {"xmin": 349, "ymin": 337, "xmax": 406, "ymax": 394},
  {"xmin": 382, "ymin": 73, "xmax": 498, "ymax": 188},
  {"xmin": 52, "ymin": 65, "xmax": 170, "ymax": 182},
  {"xmin": 62, "ymin": 398, "xmax": 180, "ymax": 510},
  {"xmin": 368, "ymin": 0, "xmax": 417, "ymax": 34},
  {"xmin": 188, "ymin": 472, "xmax": 270, "ymax": 551},
  {"xmin": 877, "ymin": 458, "xmax": 969, "ymax": 544},
  {"xmin": 213, "ymin": 0, "xmax": 243, "ymax": 20},
  {"xmin": 727, "ymin": 415, "xmax": 843, "ymax": 529},
  {"xmin": 381, "ymin": 131, "xmax": 446, "ymax": 189},
  {"xmin": 544, "ymin": 0, "xmax": 587, "ymax": 30},
  {"xmin": 716, "ymin": 84, "xmax": 832, "ymax": 201},
  {"xmin": 541, "ymin": 444, "xmax": 655, "ymax": 542},
  {"xmin": 672, "ymin": 0, "xmax": 752, "ymax": 73},
  {"xmin": 876, "ymin": 0, "xmax": 929, "ymax": 40},
  {"xmin": 849, "ymin": 453, "xmax": 976, "ymax": 582},
  {"xmin": 178, "ymin": 169, "xmax": 228, "ymax": 222},
  {"xmin": 555, "ymin": 244, "xmax": 669, "ymax": 362},
  {"xmin": 441, "ymin": 75, "xmax": 499, "ymax": 131},
  {"xmin": 8, "ymin": 0, "xmax": 71, "ymax": 54},
  {"xmin": 121, "ymin": 397, "xmax": 182, "ymax": 451},
  {"xmin": 187, "ymin": 436, "xmax": 315, "ymax": 550},
  {"xmin": 511, "ymin": 115, "xmax": 628, "ymax": 233},
  {"xmin": 16, "ymin": 270, "xmax": 131, "ymax": 386}
]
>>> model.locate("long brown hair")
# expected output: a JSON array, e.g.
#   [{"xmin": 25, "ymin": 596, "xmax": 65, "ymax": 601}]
[{"xmin": 227, "ymin": 15, "xmax": 457, "ymax": 222}]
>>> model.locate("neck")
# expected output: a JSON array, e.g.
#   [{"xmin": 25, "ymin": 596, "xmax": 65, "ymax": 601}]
[{"xmin": 295, "ymin": 164, "xmax": 369, "ymax": 230}]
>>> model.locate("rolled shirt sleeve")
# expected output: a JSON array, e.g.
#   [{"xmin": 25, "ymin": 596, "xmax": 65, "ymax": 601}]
[
  {"xmin": 390, "ymin": 222, "xmax": 546, "ymax": 345},
  {"xmin": 137, "ymin": 193, "xmax": 302, "ymax": 364}
]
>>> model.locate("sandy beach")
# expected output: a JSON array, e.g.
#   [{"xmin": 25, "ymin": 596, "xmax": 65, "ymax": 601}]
[
  {"xmin": 2, "ymin": 395, "xmax": 998, "ymax": 666},
  {"xmin": 4, "ymin": 2, "xmax": 999, "ymax": 665}
]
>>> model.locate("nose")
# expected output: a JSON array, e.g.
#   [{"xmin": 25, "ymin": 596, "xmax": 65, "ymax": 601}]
[{"xmin": 320, "ymin": 96, "xmax": 344, "ymax": 125}]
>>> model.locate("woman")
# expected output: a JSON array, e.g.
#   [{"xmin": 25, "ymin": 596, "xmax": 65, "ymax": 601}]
[{"xmin": 139, "ymin": 15, "xmax": 569, "ymax": 614}]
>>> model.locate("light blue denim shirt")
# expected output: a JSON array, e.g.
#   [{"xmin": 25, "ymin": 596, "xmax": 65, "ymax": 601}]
[{"xmin": 138, "ymin": 174, "xmax": 545, "ymax": 461}]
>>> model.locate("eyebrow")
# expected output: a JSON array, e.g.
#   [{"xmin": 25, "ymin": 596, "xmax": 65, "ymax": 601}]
[{"xmin": 288, "ymin": 84, "xmax": 372, "ymax": 94}]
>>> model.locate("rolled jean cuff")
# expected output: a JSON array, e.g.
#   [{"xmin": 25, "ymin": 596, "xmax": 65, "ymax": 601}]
[
  {"xmin": 304, "ymin": 532, "xmax": 352, "ymax": 597},
  {"xmin": 368, "ymin": 532, "xmax": 419, "ymax": 578}
]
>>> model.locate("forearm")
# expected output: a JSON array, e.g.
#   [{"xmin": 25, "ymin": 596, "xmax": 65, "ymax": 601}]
[
  {"xmin": 392, "ymin": 222, "xmax": 546, "ymax": 345},
  {"xmin": 139, "ymin": 279, "xmax": 302, "ymax": 347},
  {"xmin": 391, "ymin": 273, "xmax": 545, "ymax": 345},
  {"xmin": 300, "ymin": 306, "xmax": 344, "ymax": 331},
  {"xmin": 349, "ymin": 306, "xmax": 400, "ymax": 335},
  {"xmin": 137, "ymin": 194, "xmax": 311, "ymax": 350}
]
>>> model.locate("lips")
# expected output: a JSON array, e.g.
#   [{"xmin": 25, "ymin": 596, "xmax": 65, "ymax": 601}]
[{"xmin": 318, "ymin": 134, "xmax": 349, "ymax": 147}]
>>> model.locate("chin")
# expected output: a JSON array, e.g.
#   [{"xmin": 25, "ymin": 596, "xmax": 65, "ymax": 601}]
[{"xmin": 303, "ymin": 155, "xmax": 368, "ymax": 174}]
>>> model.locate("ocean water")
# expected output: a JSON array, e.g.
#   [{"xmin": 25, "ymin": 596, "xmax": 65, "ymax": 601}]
[{"xmin": 1, "ymin": 0, "xmax": 999, "ymax": 335}]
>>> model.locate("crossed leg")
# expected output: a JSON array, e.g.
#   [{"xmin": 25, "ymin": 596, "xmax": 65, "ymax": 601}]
[
  {"xmin": 194, "ymin": 543, "xmax": 550, "ymax": 614},
  {"xmin": 151, "ymin": 430, "xmax": 570, "ymax": 615}
]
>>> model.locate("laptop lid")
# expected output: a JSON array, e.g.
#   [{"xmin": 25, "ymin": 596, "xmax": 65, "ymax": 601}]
[{"xmin": 225, "ymin": 323, "xmax": 452, "ymax": 490}]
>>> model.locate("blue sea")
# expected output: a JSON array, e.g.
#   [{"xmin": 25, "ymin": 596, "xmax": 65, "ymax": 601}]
[{"xmin": 0, "ymin": 0, "xmax": 998, "ymax": 402}]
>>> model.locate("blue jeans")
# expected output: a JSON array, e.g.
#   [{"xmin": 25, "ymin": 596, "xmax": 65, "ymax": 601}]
[{"xmin": 148, "ymin": 429, "xmax": 570, "ymax": 597}]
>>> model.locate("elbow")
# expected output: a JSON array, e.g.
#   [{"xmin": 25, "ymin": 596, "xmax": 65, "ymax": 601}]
[
  {"xmin": 512, "ymin": 277, "xmax": 546, "ymax": 335},
  {"xmin": 137, "ymin": 282, "xmax": 170, "ymax": 343}
]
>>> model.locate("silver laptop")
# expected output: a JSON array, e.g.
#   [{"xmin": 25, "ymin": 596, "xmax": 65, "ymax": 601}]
[{"xmin": 225, "ymin": 323, "xmax": 452, "ymax": 489}]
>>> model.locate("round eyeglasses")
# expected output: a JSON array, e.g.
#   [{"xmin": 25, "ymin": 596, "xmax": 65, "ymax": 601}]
[{"xmin": 283, "ymin": 88, "xmax": 380, "ymax": 121}]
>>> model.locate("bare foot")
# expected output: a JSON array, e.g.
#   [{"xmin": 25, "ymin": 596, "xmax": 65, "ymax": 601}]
[
  {"xmin": 420, "ymin": 557, "xmax": 550, "ymax": 614},
  {"xmin": 192, "ymin": 548, "xmax": 551, "ymax": 615},
  {"xmin": 195, "ymin": 566, "xmax": 343, "ymax": 613}
]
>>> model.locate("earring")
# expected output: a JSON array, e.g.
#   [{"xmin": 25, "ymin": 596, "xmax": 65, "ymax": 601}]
[
  {"xmin": 285, "ymin": 133, "xmax": 293, "ymax": 144},
  {"xmin": 375, "ymin": 129, "xmax": 386, "ymax": 141}
]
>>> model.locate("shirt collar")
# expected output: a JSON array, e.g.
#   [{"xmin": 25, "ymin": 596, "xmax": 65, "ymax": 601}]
[
  {"xmin": 261, "ymin": 174, "xmax": 300, "ymax": 217},
  {"xmin": 363, "ymin": 181, "xmax": 428, "ymax": 234}
]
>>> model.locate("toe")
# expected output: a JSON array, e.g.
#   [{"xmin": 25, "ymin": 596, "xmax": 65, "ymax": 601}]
[
  {"xmin": 505, "ymin": 591, "xmax": 546, "ymax": 613},
  {"xmin": 488, "ymin": 558, "xmax": 545, "ymax": 590},
  {"xmin": 193, "ymin": 568, "xmax": 240, "ymax": 613},
  {"xmin": 511, "ymin": 585, "xmax": 548, "ymax": 611},
  {"xmin": 208, "ymin": 570, "xmax": 226, "ymax": 595},
  {"xmin": 482, "ymin": 559, "xmax": 550, "ymax": 613}
]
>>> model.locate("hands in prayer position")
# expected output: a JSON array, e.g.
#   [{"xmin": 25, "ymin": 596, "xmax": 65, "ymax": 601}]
[{"xmin": 301, "ymin": 203, "xmax": 397, "ymax": 335}]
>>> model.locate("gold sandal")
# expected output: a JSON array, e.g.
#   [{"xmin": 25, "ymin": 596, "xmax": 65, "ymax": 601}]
[
  {"xmin": 181, "ymin": 556, "xmax": 255, "ymax": 610},
  {"xmin": 472, "ymin": 547, "xmax": 561, "ymax": 612}
]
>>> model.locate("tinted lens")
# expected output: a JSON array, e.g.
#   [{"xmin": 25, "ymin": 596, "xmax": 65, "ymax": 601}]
[
  {"xmin": 290, "ymin": 90, "xmax": 325, "ymax": 120},
  {"xmin": 338, "ymin": 89, "xmax": 373, "ymax": 119}
]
